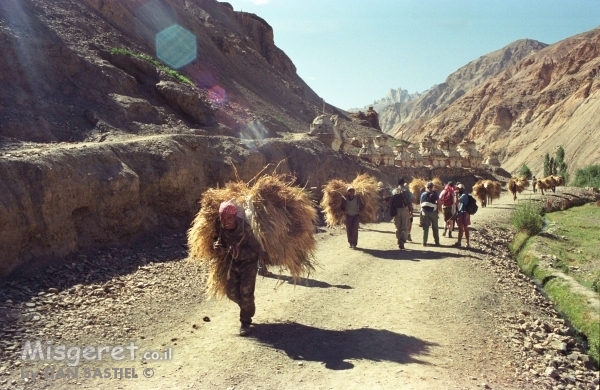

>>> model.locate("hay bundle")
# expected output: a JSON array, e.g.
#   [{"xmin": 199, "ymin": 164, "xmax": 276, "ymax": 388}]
[
  {"xmin": 508, "ymin": 176, "xmax": 529, "ymax": 201},
  {"xmin": 516, "ymin": 176, "xmax": 529, "ymax": 192},
  {"xmin": 320, "ymin": 174, "xmax": 378, "ymax": 226},
  {"xmin": 187, "ymin": 173, "xmax": 318, "ymax": 297},
  {"xmin": 484, "ymin": 180, "xmax": 501, "ymax": 205},
  {"xmin": 507, "ymin": 178, "xmax": 518, "ymax": 201},
  {"xmin": 320, "ymin": 179, "xmax": 347, "ymax": 227},
  {"xmin": 537, "ymin": 178, "xmax": 550, "ymax": 195},
  {"xmin": 473, "ymin": 180, "xmax": 488, "ymax": 207},
  {"xmin": 409, "ymin": 178, "xmax": 427, "ymax": 205},
  {"xmin": 553, "ymin": 175, "xmax": 565, "ymax": 187}
]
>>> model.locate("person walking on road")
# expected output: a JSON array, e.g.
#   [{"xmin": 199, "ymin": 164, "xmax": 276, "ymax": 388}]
[
  {"xmin": 453, "ymin": 184, "xmax": 471, "ymax": 248},
  {"xmin": 389, "ymin": 178, "xmax": 413, "ymax": 250},
  {"xmin": 213, "ymin": 201, "xmax": 267, "ymax": 336},
  {"xmin": 404, "ymin": 183, "xmax": 414, "ymax": 241},
  {"xmin": 376, "ymin": 182, "xmax": 391, "ymax": 222},
  {"xmin": 439, "ymin": 181, "xmax": 457, "ymax": 238},
  {"xmin": 420, "ymin": 181, "xmax": 440, "ymax": 246},
  {"xmin": 341, "ymin": 186, "xmax": 364, "ymax": 249}
]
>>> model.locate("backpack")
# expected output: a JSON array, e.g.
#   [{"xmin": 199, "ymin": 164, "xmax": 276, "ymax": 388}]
[
  {"xmin": 466, "ymin": 194, "xmax": 478, "ymax": 215},
  {"xmin": 389, "ymin": 190, "xmax": 407, "ymax": 216},
  {"xmin": 424, "ymin": 191, "xmax": 437, "ymax": 205},
  {"xmin": 440, "ymin": 186, "xmax": 455, "ymax": 207}
]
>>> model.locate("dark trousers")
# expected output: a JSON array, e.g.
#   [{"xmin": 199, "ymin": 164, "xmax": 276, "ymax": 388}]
[
  {"xmin": 345, "ymin": 214, "xmax": 360, "ymax": 246},
  {"xmin": 421, "ymin": 209, "xmax": 440, "ymax": 244},
  {"xmin": 226, "ymin": 257, "xmax": 258, "ymax": 325}
]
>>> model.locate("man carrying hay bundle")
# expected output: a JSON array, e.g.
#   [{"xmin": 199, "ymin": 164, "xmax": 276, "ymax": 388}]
[
  {"xmin": 188, "ymin": 172, "xmax": 319, "ymax": 337},
  {"xmin": 389, "ymin": 178, "xmax": 413, "ymax": 250},
  {"xmin": 321, "ymin": 174, "xmax": 378, "ymax": 249},
  {"xmin": 341, "ymin": 186, "xmax": 364, "ymax": 249},
  {"xmin": 213, "ymin": 201, "xmax": 265, "ymax": 336}
]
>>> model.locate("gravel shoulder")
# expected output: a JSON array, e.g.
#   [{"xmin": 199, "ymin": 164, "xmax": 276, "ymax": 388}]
[{"xmin": 0, "ymin": 193, "xmax": 598, "ymax": 390}]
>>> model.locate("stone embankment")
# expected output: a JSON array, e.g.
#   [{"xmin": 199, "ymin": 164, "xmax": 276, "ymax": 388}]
[{"xmin": 0, "ymin": 135, "xmax": 498, "ymax": 278}]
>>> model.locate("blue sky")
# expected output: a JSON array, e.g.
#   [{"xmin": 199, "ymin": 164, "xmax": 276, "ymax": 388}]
[{"xmin": 224, "ymin": 0, "xmax": 600, "ymax": 110}]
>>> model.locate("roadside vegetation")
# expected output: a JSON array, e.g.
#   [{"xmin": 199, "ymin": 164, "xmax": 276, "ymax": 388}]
[
  {"xmin": 509, "ymin": 201, "xmax": 600, "ymax": 365},
  {"xmin": 110, "ymin": 47, "xmax": 193, "ymax": 85},
  {"xmin": 571, "ymin": 164, "xmax": 600, "ymax": 188}
]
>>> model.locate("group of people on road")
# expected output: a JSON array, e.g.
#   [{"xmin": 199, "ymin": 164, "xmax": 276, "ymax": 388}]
[
  {"xmin": 341, "ymin": 178, "xmax": 473, "ymax": 250},
  {"xmin": 215, "ymin": 178, "xmax": 473, "ymax": 335}
]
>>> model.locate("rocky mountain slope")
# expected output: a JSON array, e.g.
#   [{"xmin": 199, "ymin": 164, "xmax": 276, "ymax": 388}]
[
  {"xmin": 382, "ymin": 39, "xmax": 548, "ymax": 134},
  {"xmin": 0, "ymin": 0, "xmax": 343, "ymax": 144},
  {"xmin": 0, "ymin": 0, "xmax": 402, "ymax": 278},
  {"xmin": 406, "ymin": 27, "xmax": 600, "ymax": 175}
]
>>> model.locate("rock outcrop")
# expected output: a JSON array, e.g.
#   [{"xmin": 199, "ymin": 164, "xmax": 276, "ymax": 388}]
[{"xmin": 0, "ymin": 0, "xmax": 325, "ymax": 143}]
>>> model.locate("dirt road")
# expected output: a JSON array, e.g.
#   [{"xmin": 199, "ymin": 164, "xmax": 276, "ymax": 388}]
[{"xmin": 3, "ymin": 193, "xmax": 598, "ymax": 390}]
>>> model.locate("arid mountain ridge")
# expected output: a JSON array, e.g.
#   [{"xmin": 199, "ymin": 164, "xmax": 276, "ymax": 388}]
[
  {"xmin": 383, "ymin": 30, "xmax": 600, "ymax": 175},
  {"xmin": 378, "ymin": 39, "xmax": 549, "ymax": 134}
]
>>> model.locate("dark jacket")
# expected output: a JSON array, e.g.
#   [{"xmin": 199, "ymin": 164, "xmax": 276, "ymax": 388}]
[
  {"xmin": 214, "ymin": 217, "xmax": 266, "ymax": 262},
  {"xmin": 340, "ymin": 195, "xmax": 364, "ymax": 213},
  {"xmin": 389, "ymin": 188, "xmax": 411, "ymax": 216}
]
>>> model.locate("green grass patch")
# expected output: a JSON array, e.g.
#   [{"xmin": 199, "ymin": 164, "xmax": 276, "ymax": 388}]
[
  {"xmin": 509, "ymin": 231, "xmax": 530, "ymax": 256},
  {"xmin": 542, "ymin": 203, "xmax": 600, "ymax": 291},
  {"xmin": 110, "ymin": 47, "xmax": 193, "ymax": 85},
  {"xmin": 544, "ymin": 278, "xmax": 600, "ymax": 365},
  {"xmin": 510, "ymin": 200, "xmax": 544, "ymax": 236},
  {"xmin": 510, "ymin": 202, "xmax": 600, "ymax": 366}
]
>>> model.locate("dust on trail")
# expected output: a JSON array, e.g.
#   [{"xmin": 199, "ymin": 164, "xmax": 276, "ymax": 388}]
[{"xmin": 71, "ymin": 194, "xmax": 524, "ymax": 390}]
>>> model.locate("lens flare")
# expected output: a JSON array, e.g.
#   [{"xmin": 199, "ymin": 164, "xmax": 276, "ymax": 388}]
[
  {"xmin": 193, "ymin": 71, "xmax": 216, "ymax": 88},
  {"xmin": 155, "ymin": 24, "xmax": 197, "ymax": 69},
  {"xmin": 240, "ymin": 121, "xmax": 269, "ymax": 141},
  {"xmin": 208, "ymin": 85, "xmax": 227, "ymax": 107}
]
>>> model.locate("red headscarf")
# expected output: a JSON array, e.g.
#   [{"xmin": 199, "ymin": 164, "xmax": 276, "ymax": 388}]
[{"xmin": 219, "ymin": 201, "xmax": 238, "ymax": 216}]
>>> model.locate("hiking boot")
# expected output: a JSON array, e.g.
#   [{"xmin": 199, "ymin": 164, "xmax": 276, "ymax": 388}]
[
  {"xmin": 434, "ymin": 242, "xmax": 440, "ymax": 246},
  {"xmin": 407, "ymin": 234, "xmax": 412, "ymax": 242},
  {"xmin": 239, "ymin": 323, "xmax": 251, "ymax": 336},
  {"xmin": 443, "ymin": 229, "xmax": 447, "ymax": 237},
  {"xmin": 452, "ymin": 241, "xmax": 461, "ymax": 247},
  {"xmin": 422, "ymin": 243, "xmax": 427, "ymax": 247},
  {"xmin": 399, "ymin": 243, "xmax": 405, "ymax": 250},
  {"xmin": 448, "ymin": 233, "xmax": 453, "ymax": 238}
]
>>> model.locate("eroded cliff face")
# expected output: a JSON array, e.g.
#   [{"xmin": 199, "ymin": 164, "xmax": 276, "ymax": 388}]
[
  {"xmin": 1, "ymin": 134, "xmax": 423, "ymax": 277},
  {"xmin": 412, "ymin": 28, "xmax": 600, "ymax": 175},
  {"xmin": 0, "ymin": 0, "xmax": 323, "ymax": 144}
]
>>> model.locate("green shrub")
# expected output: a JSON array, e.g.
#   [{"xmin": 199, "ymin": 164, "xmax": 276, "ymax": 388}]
[
  {"xmin": 519, "ymin": 164, "xmax": 532, "ymax": 179},
  {"xmin": 571, "ymin": 164, "xmax": 600, "ymax": 188},
  {"xmin": 110, "ymin": 47, "xmax": 193, "ymax": 85},
  {"xmin": 510, "ymin": 201, "xmax": 544, "ymax": 236}
]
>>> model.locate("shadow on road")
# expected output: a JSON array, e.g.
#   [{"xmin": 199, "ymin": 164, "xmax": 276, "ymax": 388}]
[
  {"xmin": 263, "ymin": 274, "xmax": 352, "ymax": 289},
  {"xmin": 360, "ymin": 227, "xmax": 396, "ymax": 234},
  {"xmin": 356, "ymin": 247, "xmax": 464, "ymax": 261},
  {"xmin": 251, "ymin": 322, "xmax": 437, "ymax": 370}
]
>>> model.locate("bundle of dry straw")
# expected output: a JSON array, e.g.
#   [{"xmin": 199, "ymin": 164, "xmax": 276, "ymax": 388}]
[
  {"xmin": 320, "ymin": 174, "xmax": 378, "ymax": 226},
  {"xmin": 187, "ymin": 173, "xmax": 318, "ymax": 297},
  {"xmin": 409, "ymin": 178, "xmax": 427, "ymax": 205},
  {"xmin": 472, "ymin": 180, "xmax": 487, "ymax": 205},
  {"xmin": 507, "ymin": 176, "xmax": 529, "ymax": 200}
]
